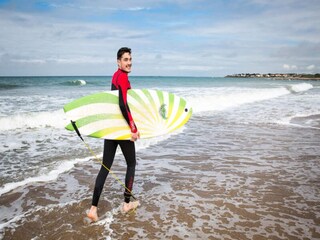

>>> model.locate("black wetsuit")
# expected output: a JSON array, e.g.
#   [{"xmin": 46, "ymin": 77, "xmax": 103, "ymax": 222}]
[{"xmin": 92, "ymin": 69, "xmax": 137, "ymax": 206}]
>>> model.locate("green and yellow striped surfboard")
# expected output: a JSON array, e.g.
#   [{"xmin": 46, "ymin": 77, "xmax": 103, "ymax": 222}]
[{"xmin": 63, "ymin": 89, "xmax": 192, "ymax": 140}]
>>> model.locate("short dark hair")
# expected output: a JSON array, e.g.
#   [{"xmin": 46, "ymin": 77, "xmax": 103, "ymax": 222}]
[{"xmin": 117, "ymin": 47, "xmax": 131, "ymax": 60}]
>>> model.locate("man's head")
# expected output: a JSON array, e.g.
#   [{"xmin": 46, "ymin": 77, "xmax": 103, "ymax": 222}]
[{"xmin": 117, "ymin": 47, "xmax": 132, "ymax": 73}]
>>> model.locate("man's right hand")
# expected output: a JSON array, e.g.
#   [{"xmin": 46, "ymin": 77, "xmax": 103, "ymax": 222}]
[{"xmin": 130, "ymin": 131, "xmax": 140, "ymax": 142}]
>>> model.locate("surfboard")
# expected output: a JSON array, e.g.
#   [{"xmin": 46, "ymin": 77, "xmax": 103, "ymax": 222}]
[{"xmin": 63, "ymin": 89, "xmax": 192, "ymax": 140}]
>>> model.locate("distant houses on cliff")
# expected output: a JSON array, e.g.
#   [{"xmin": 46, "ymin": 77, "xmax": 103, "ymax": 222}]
[{"xmin": 225, "ymin": 73, "xmax": 320, "ymax": 79}]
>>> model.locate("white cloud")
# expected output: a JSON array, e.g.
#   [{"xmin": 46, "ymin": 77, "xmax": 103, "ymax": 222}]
[
  {"xmin": 283, "ymin": 64, "xmax": 290, "ymax": 70},
  {"xmin": 49, "ymin": 56, "xmax": 106, "ymax": 64},
  {"xmin": 10, "ymin": 59, "xmax": 46, "ymax": 64},
  {"xmin": 46, "ymin": 1, "xmax": 152, "ymax": 13},
  {"xmin": 283, "ymin": 64, "xmax": 298, "ymax": 70},
  {"xmin": 306, "ymin": 64, "xmax": 315, "ymax": 70}
]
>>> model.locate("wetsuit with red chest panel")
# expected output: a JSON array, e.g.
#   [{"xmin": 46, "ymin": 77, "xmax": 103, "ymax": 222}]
[
  {"xmin": 111, "ymin": 68, "xmax": 137, "ymax": 133},
  {"xmin": 91, "ymin": 69, "xmax": 138, "ymax": 206}
]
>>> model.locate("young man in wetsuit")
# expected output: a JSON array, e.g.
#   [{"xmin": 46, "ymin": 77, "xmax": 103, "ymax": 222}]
[{"xmin": 87, "ymin": 47, "xmax": 140, "ymax": 221}]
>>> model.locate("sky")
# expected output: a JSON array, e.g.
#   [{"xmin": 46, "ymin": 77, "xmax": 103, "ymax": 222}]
[{"xmin": 0, "ymin": 0, "xmax": 319, "ymax": 77}]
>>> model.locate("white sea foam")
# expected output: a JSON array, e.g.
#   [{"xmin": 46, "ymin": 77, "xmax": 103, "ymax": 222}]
[
  {"xmin": 286, "ymin": 83, "xmax": 313, "ymax": 93},
  {"xmin": 0, "ymin": 83, "xmax": 313, "ymax": 132},
  {"xmin": 188, "ymin": 87, "xmax": 291, "ymax": 113},
  {"xmin": 0, "ymin": 109, "xmax": 67, "ymax": 131},
  {"xmin": 276, "ymin": 112, "xmax": 320, "ymax": 130},
  {"xmin": 0, "ymin": 132, "xmax": 175, "ymax": 197},
  {"xmin": 0, "ymin": 156, "xmax": 92, "ymax": 197},
  {"xmin": 72, "ymin": 79, "xmax": 86, "ymax": 86}
]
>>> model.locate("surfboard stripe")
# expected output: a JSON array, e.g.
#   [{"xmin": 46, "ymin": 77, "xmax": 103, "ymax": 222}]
[
  {"xmin": 168, "ymin": 98, "xmax": 187, "ymax": 129},
  {"xmin": 65, "ymin": 113, "xmax": 123, "ymax": 130},
  {"xmin": 127, "ymin": 90, "xmax": 156, "ymax": 125},
  {"xmin": 134, "ymin": 89, "xmax": 158, "ymax": 123},
  {"xmin": 64, "ymin": 92, "xmax": 118, "ymax": 112},
  {"xmin": 142, "ymin": 89, "xmax": 158, "ymax": 122},
  {"xmin": 91, "ymin": 127, "xmax": 130, "ymax": 139},
  {"xmin": 127, "ymin": 95, "xmax": 153, "ymax": 126},
  {"xmin": 157, "ymin": 90, "xmax": 164, "ymax": 107},
  {"xmin": 65, "ymin": 103, "xmax": 121, "ymax": 121},
  {"xmin": 166, "ymin": 92, "xmax": 180, "ymax": 128},
  {"xmin": 168, "ymin": 108, "xmax": 192, "ymax": 132},
  {"xmin": 149, "ymin": 90, "xmax": 162, "ymax": 126},
  {"xmin": 167, "ymin": 93, "xmax": 175, "ymax": 120}
]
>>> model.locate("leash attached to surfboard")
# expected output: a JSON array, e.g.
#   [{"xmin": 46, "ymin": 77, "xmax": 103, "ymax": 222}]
[{"xmin": 70, "ymin": 120, "xmax": 137, "ymax": 201}]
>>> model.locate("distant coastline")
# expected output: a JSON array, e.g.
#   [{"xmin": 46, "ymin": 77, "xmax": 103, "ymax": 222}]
[{"xmin": 225, "ymin": 73, "xmax": 320, "ymax": 80}]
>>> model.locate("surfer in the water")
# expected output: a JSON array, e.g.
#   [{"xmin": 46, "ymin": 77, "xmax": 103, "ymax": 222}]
[{"xmin": 87, "ymin": 47, "xmax": 140, "ymax": 221}]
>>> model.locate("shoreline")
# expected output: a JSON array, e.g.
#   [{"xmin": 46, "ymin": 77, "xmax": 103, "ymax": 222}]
[
  {"xmin": 225, "ymin": 76, "xmax": 320, "ymax": 81},
  {"xmin": 1, "ymin": 115, "xmax": 320, "ymax": 239},
  {"xmin": 225, "ymin": 73, "xmax": 320, "ymax": 81}
]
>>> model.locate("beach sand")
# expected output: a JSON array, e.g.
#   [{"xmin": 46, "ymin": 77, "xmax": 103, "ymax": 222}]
[{"xmin": 1, "ymin": 113, "xmax": 320, "ymax": 239}]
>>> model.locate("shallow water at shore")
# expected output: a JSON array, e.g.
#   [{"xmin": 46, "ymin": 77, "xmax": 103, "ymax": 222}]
[
  {"xmin": 0, "ymin": 77, "xmax": 319, "ymax": 239},
  {"xmin": 1, "ymin": 112, "xmax": 319, "ymax": 240}
]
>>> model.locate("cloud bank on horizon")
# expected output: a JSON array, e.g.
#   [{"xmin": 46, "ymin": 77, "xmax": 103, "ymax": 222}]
[{"xmin": 0, "ymin": 0, "xmax": 319, "ymax": 76}]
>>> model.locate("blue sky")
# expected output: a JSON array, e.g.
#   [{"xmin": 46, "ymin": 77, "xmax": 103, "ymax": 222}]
[{"xmin": 0, "ymin": 0, "xmax": 319, "ymax": 76}]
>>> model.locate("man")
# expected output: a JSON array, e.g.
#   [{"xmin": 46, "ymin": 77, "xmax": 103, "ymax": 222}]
[{"xmin": 87, "ymin": 47, "xmax": 140, "ymax": 221}]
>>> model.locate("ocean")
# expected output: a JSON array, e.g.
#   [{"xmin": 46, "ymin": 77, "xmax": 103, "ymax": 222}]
[{"xmin": 0, "ymin": 76, "xmax": 319, "ymax": 239}]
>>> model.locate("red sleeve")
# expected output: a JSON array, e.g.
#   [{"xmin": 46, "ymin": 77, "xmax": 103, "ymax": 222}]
[{"xmin": 117, "ymin": 73, "xmax": 137, "ymax": 133}]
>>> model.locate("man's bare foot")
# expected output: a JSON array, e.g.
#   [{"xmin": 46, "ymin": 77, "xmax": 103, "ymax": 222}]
[
  {"xmin": 122, "ymin": 201, "xmax": 140, "ymax": 213},
  {"xmin": 86, "ymin": 206, "xmax": 99, "ymax": 222}
]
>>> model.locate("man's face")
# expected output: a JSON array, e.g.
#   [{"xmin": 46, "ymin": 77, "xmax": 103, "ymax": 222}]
[{"xmin": 118, "ymin": 52, "xmax": 132, "ymax": 73}]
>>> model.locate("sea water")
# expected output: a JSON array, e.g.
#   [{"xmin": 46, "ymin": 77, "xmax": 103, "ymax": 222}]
[{"xmin": 0, "ymin": 76, "xmax": 319, "ymax": 239}]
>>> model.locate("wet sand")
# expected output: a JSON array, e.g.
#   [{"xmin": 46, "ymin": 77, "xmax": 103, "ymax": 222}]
[{"xmin": 1, "ymin": 114, "xmax": 320, "ymax": 239}]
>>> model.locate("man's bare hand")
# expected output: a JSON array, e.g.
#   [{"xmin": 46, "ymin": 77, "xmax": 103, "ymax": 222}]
[{"xmin": 131, "ymin": 131, "xmax": 140, "ymax": 142}]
